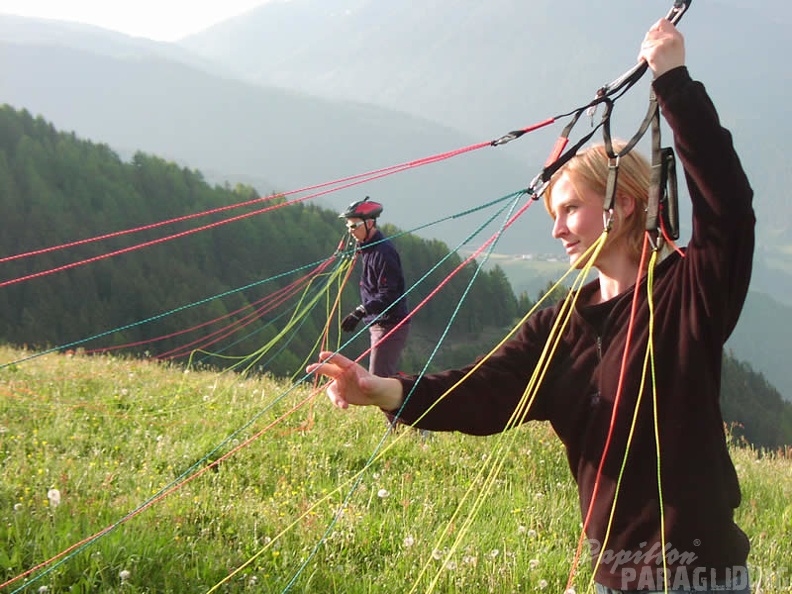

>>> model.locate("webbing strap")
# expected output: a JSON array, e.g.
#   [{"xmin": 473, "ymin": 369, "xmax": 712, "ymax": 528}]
[
  {"xmin": 601, "ymin": 94, "xmax": 659, "ymax": 211},
  {"xmin": 645, "ymin": 88, "xmax": 680, "ymax": 239}
]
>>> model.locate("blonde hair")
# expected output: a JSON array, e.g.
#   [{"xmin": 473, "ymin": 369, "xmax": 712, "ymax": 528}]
[{"xmin": 544, "ymin": 141, "xmax": 652, "ymax": 264}]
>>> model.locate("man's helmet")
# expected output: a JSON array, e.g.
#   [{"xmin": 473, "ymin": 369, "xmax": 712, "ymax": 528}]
[{"xmin": 339, "ymin": 196, "xmax": 383, "ymax": 220}]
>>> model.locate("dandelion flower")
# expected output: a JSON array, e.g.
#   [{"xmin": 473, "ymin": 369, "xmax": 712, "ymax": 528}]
[
  {"xmin": 47, "ymin": 489, "xmax": 61, "ymax": 508},
  {"xmin": 377, "ymin": 488, "xmax": 389, "ymax": 498}
]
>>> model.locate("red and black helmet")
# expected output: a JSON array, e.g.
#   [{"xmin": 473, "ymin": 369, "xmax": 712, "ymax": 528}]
[{"xmin": 339, "ymin": 196, "xmax": 383, "ymax": 220}]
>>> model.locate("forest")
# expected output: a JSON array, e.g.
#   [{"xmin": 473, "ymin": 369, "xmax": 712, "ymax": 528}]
[{"xmin": 1, "ymin": 103, "xmax": 791, "ymax": 449}]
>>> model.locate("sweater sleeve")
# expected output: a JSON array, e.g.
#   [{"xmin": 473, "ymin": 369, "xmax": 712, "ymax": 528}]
[
  {"xmin": 653, "ymin": 66, "xmax": 755, "ymax": 341},
  {"xmin": 390, "ymin": 307, "xmax": 557, "ymax": 434}
]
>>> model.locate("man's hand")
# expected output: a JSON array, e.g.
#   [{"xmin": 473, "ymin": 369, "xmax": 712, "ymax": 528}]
[{"xmin": 341, "ymin": 305, "xmax": 366, "ymax": 332}]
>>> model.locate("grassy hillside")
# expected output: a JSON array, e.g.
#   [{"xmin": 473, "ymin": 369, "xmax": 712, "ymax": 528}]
[{"xmin": 1, "ymin": 345, "xmax": 790, "ymax": 593}]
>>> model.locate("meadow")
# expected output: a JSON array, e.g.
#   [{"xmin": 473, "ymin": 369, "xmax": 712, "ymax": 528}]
[{"xmin": 1, "ymin": 345, "xmax": 791, "ymax": 593}]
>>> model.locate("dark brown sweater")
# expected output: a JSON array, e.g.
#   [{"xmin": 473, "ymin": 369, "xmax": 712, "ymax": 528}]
[{"xmin": 392, "ymin": 67, "xmax": 755, "ymax": 590}]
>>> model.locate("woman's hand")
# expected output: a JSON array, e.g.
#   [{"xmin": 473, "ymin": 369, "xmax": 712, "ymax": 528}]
[
  {"xmin": 306, "ymin": 351, "xmax": 404, "ymax": 411},
  {"xmin": 639, "ymin": 18, "xmax": 686, "ymax": 78}
]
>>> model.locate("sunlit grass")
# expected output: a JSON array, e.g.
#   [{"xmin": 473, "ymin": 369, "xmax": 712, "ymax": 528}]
[{"xmin": 1, "ymin": 345, "xmax": 790, "ymax": 593}]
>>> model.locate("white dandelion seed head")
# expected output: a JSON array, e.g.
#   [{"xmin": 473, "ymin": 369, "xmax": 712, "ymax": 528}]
[
  {"xmin": 529, "ymin": 558, "xmax": 540, "ymax": 570},
  {"xmin": 119, "ymin": 569, "xmax": 131, "ymax": 581},
  {"xmin": 14, "ymin": 503, "xmax": 23, "ymax": 512},
  {"xmin": 489, "ymin": 549, "xmax": 500, "ymax": 558},
  {"xmin": 38, "ymin": 587, "xmax": 48, "ymax": 593},
  {"xmin": 403, "ymin": 535, "xmax": 415, "ymax": 547},
  {"xmin": 539, "ymin": 579, "xmax": 549, "ymax": 589},
  {"xmin": 432, "ymin": 549, "xmax": 444, "ymax": 561},
  {"xmin": 535, "ymin": 492, "xmax": 545, "ymax": 499},
  {"xmin": 565, "ymin": 588, "xmax": 576, "ymax": 594},
  {"xmin": 527, "ymin": 529, "xmax": 538, "ymax": 538},
  {"xmin": 445, "ymin": 561, "xmax": 457, "ymax": 571},
  {"xmin": 463, "ymin": 555, "xmax": 478, "ymax": 566},
  {"xmin": 377, "ymin": 488, "xmax": 389, "ymax": 498},
  {"xmin": 518, "ymin": 525, "xmax": 527, "ymax": 534},
  {"xmin": 47, "ymin": 489, "xmax": 61, "ymax": 508}
]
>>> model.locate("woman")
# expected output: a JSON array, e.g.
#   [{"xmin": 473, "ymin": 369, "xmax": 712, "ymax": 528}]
[{"xmin": 308, "ymin": 19, "xmax": 754, "ymax": 594}]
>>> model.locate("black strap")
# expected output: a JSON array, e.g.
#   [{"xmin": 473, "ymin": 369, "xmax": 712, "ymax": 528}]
[
  {"xmin": 601, "ymin": 94, "xmax": 660, "ymax": 211},
  {"xmin": 646, "ymin": 88, "xmax": 680, "ymax": 239}
]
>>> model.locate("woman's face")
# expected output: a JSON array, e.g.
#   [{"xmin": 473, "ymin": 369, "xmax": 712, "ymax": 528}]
[{"xmin": 548, "ymin": 172, "xmax": 606, "ymax": 266}]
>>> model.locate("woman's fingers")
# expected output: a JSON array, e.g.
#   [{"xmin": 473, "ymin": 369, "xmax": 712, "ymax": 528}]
[
  {"xmin": 306, "ymin": 351, "xmax": 352, "ymax": 378},
  {"xmin": 307, "ymin": 351, "xmax": 364, "ymax": 409},
  {"xmin": 326, "ymin": 380, "xmax": 349, "ymax": 409},
  {"xmin": 639, "ymin": 18, "xmax": 685, "ymax": 77}
]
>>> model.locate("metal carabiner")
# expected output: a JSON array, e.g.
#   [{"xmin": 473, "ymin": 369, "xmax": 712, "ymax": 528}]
[{"xmin": 666, "ymin": 0, "xmax": 692, "ymax": 26}]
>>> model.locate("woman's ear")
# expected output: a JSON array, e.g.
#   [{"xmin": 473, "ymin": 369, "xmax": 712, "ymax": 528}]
[{"xmin": 616, "ymin": 193, "xmax": 637, "ymax": 218}]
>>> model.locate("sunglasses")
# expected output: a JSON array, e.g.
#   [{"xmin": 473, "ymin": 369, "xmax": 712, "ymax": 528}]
[{"xmin": 346, "ymin": 221, "xmax": 366, "ymax": 231}]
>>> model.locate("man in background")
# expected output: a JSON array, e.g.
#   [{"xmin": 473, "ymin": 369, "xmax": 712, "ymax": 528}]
[{"xmin": 339, "ymin": 197, "xmax": 410, "ymax": 379}]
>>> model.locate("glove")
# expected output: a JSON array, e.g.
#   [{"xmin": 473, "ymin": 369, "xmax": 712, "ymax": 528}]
[{"xmin": 341, "ymin": 305, "xmax": 366, "ymax": 332}]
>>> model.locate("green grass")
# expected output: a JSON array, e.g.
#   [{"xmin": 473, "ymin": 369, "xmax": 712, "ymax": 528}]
[{"xmin": 1, "ymin": 346, "xmax": 790, "ymax": 593}]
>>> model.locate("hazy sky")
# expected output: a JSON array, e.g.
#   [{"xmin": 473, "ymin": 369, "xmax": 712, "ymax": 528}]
[{"xmin": 0, "ymin": 0, "xmax": 272, "ymax": 41}]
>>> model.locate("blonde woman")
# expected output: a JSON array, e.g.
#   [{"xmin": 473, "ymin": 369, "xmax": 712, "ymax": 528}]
[{"xmin": 310, "ymin": 19, "xmax": 754, "ymax": 594}]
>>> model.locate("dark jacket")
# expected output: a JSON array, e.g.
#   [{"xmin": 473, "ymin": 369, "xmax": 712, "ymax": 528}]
[
  {"xmin": 391, "ymin": 67, "xmax": 754, "ymax": 590},
  {"xmin": 358, "ymin": 229, "xmax": 409, "ymax": 326}
]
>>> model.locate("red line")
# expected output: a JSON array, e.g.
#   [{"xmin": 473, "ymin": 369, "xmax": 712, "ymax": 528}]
[
  {"xmin": 0, "ymin": 116, "xmax": 555, "ymax": 288},
  {"xmin": 0, "ymin": 147, "xmax": 471, "ymax": 288}
]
